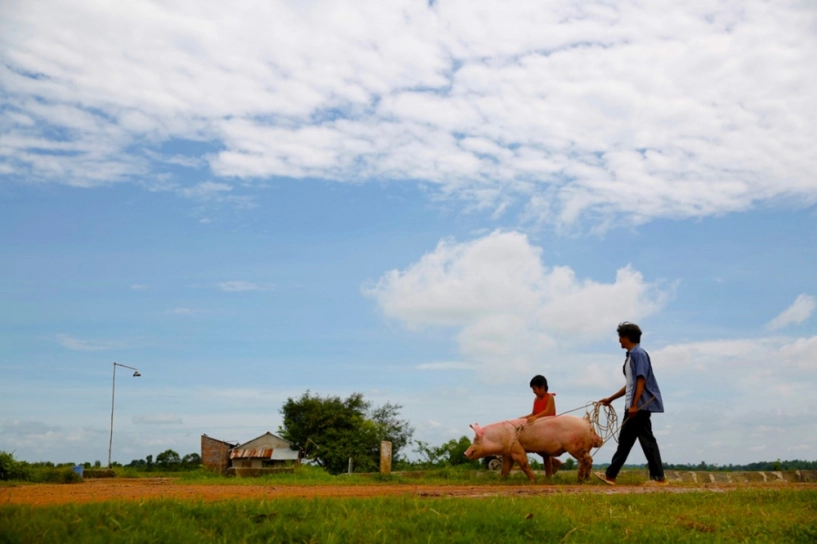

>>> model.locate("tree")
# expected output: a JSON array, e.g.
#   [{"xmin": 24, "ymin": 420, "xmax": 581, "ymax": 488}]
[
  {"xmin": 415, "ymin": 437, "xmax": 478, "ymax": 467},
  {"xmin": 279, "ymin": 391, "xmax": 414, "ymax": 474},
  {"xmin": 182, "ymin": 453, "xmax": 201, "ymax": 467},
  {"xmin": 156, "ymin": 449, "xmax": 181, "ymax": 469}
]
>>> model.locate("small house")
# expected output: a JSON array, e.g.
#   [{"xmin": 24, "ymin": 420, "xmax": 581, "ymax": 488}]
[
  {"xmin": 229, "ymin": 432, "xmax": 300, "ymax": 470},
  {"xmin": 201, "ymin": 431, "xmax": 300, "ymax": 476}
]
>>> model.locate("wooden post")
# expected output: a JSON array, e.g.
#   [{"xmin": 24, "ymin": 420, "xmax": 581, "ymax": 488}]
[
  {"xmin": 380, "ymin": 441, "xmax": 392, "ymax": 475},
  {"xmin": 348, "ymin": 457, "xmax": 353, "ymax": 474}
]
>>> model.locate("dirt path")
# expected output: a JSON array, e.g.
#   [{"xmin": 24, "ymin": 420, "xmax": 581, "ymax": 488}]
[{"xmin": 3, "ymin": 479, "xmax": 814, "ymax": 507}]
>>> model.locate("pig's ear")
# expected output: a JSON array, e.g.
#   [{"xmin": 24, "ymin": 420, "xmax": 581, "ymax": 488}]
[{"xmin": 470, "ymin": 423, "xmax": 485, "ymax": 438}]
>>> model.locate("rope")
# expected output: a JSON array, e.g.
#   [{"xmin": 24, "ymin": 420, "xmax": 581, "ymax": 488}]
[
  {"xmin": 503, "ymin": 420, "xmax": 524, "ymax": 449},
  {"xmin": 587, "ymin": 395, "xmax": 657, "ymax": 455},
  {"xmin": 553, "ymin": 401, "xmax": 618, "ymax": 446},
  {"xmin": 587, "ymin": 401, "xmax": 619, "ymax": 446}
]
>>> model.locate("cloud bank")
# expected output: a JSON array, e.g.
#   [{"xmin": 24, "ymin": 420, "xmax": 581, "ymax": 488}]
[{"xmin": 2, "ymin": 0, "xmax": 816, "ymax": 225}]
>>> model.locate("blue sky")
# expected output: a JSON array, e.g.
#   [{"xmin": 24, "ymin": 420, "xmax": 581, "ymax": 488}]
[{"xmin": 1, "ymin": 0, "xmax": 816, "ymax": 466}]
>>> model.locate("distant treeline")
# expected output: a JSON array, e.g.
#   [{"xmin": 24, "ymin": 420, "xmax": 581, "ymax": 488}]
[
  {"xmin": 595, "ymin": 459, "xmax": 817, "ymax": 471},
  {"xmin": 662, "ymin": 459, "xmax": 817, "ymax": 471}
]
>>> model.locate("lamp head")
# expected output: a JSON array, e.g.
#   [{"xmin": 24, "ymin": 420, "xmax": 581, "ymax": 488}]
[{"xmin": 132, "ymin": 371, "xmax": 141, "ymax": 377}]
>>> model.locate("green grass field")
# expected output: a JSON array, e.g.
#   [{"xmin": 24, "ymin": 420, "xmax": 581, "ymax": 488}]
[{"xmin": 2, "ymin": 488, "xmax": 815, "ymax": 543}]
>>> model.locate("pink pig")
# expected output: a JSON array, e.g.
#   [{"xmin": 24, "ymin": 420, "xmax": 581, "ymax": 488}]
[{"xmin": 464, "ymin": 414, "xmax": 602, "ymax": 482}]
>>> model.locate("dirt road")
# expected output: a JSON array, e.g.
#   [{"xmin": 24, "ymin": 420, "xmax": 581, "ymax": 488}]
[{"xmin": 4, "ymin": 478, "xmax": 814, "ymax": 506}]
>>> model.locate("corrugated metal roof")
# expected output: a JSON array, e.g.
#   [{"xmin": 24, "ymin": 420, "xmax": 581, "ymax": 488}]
[{"xmin": 230, "ymin": 448, "xmax": 273, "ymax": 459}]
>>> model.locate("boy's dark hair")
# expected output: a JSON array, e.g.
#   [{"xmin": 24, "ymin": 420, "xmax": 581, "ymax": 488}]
[
  {"xmin": 617, "ymin": 322, "xmax": 642, "ymax": 344},
  {"xmin": 529, "ymin": 375, "xmax": 548, "ymax": 391}
]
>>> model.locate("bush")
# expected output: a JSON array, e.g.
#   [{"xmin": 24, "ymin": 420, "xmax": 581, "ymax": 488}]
[
  {"xmin": 30, "ymin": 468, "xmax": 82, "ymax": 484},
  {"xmin": 0, "ymin": 451, "xmax": 30, "ymax": 481},
  {"xmin": 83, "ymin": 469, "xmax": 116, "ymax": 478}
]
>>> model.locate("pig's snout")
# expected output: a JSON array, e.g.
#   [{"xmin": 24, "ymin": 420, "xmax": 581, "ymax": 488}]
[{"xmin": 464, "ymin": 446, "xmax": 476, "ymax": 459}]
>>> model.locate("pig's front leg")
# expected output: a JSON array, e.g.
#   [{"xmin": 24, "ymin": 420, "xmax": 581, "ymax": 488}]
[{"xmin": 510, "ymin": 445, "xmax": 535, "ymax": 482}]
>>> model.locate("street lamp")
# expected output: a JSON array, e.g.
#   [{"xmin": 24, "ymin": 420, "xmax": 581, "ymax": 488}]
[{"xmin": 108, "ymin": 362, "xmax": 141, "ymax": 468}]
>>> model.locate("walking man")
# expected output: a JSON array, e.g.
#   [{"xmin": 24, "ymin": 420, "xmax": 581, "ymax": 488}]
[{"xmin": 595, "ymin": 322, "xmax": 668, "ymax": 486}]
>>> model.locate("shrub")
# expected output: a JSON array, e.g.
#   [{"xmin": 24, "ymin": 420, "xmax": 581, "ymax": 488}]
[
  {"xmin": 0, "ymin": 451, "xmax": 30, "ymax": 481},
  {"xmin": 83, "ymin": 469, "xmax": 116, "ymax": 479},
  {"xmin": 30, "ymin": 468, "xmax": 82, "ymax": 484}
]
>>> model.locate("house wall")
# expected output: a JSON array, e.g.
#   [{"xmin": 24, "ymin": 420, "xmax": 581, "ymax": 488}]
[
  {"xmin": 201, "ymin": 435, "xmax": 231, "ymax": 473},
  {"xmin": 234, "ymin": 459, "xmax": 264, "ymax": 469},
  {"xmin": 239, "ymin": 433, "xmax": 293, "ymax": 451}
]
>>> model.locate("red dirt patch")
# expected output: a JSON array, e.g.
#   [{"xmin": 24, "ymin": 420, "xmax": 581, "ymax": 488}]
[{"xmin": 2, "ymin": 479, "xmax": 814, "ymax": 506}]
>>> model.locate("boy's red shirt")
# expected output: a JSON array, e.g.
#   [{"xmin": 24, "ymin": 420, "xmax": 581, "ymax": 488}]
[{"xmin": 533, "ymin": 393, "xmax": 555, "ymax": 416}]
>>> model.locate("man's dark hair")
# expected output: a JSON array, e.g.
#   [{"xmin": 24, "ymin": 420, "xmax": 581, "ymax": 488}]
[
  {"xmin": 529, "ymin": 375, "xmax": 548, "ymax": 390},
  {"xmin": 617, "ymin": 322, "xmax": 642, "ymax": 343}
]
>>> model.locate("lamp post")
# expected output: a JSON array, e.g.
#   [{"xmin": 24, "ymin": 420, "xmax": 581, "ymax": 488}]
[{"xmin": 108, "ymin": 362, "xmax": 141, "ymax": 468}]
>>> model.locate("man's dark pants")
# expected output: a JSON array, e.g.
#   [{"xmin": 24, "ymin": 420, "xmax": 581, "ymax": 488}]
[{"xmin": 606, "ymin": 411, "xmax": 665, "ymax": 481}]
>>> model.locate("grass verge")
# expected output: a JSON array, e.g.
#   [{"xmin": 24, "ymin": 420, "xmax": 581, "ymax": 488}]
[{"xmin": 1, "ymin": 488, "xmax": 815, "ymax": 543}]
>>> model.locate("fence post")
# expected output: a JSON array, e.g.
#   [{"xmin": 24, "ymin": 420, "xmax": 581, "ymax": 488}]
[
  {"xmin": 380, "ymin": 441, "xmax": 392, "ymax": 475},
  {"xmin": 348, "ymin": 457, "xmax": 353, "ymax": 474}
]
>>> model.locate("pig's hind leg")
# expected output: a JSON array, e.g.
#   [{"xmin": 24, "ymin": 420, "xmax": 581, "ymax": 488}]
[
  {"xmin": 574, "ymin": 451, "xmax": 593, "ymax": 482},
  {"xmin": 500, "ymin": 455, "xmax": 514, "ymax": 478}
]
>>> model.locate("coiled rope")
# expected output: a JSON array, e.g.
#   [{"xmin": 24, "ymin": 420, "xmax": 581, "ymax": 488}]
[
  {"xmin": 560, "ymin": 396, "xmax": 657, "ymax": 453},
  {"xmin": 557, "ymin": 401, "xmax": 619, "ymax": 447}
]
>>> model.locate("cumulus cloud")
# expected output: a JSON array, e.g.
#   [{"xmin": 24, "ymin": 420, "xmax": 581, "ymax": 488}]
[
  {"xmin": 766, "ymin": 294, "xmax": 816, "ymax": 330},
  {"xmin": 652, "ymin": 334, "xmax": 817, "ymax": 400},
  {"xmin": 1, "ymin": 0, "xmax": 815, "ymax": 225},
  {"xmin": 366, "ymin": 230, "xmax": 667, "ymax": 377}
]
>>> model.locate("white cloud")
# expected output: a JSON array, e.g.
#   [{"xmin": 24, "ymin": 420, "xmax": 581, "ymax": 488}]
[
  {"xmin": 366, "ymin": 230, "xmax": 667, "ymax": 377},
  {"xmin": 0, "ymin": 420, "xmax": 60, "ymax": 436},
  {"xmin": 180, "ymin": 181, "xmax": 233, "ymax": 200},
  {"xmin": 1, "ymin": 1, "xmax": 815, "ymax": 225},
  {"xmin": 55, "ymin": 333, "xmax": 127, "ymax": 351},
  {"xmin": 217, "ymin": 280, "xmax": 273, "ymax": 292},
  {"xmin": 766, "ymin": 294, "xmax": 816, "ymax": 330},
  {"xmin": 179, "ymin": 181, "xmax": 257, "ymax": 209}
]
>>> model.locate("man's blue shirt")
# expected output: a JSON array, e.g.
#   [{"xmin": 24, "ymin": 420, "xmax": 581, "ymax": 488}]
[{"xmin": 624, "ymin": 345, "xmax": 664, "ymax": 413}]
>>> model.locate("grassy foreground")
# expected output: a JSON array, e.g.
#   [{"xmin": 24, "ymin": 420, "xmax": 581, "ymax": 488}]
[{"xmin": 2, "ymin": 489, "xmax": 816, "ymax": 543}]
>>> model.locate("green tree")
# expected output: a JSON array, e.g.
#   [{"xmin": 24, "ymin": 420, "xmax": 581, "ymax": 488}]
[
  {"xmin": 182, "ymin": 453, "xmax": 201, "ymax": 467},
  {"xmin": 279, "ymin": 391, "xmax": 414, "ymax": 474},
  {"xmin": 415, "ymin": 437, "xmax": 478, "ymax": 467},
  {"xmin": 155, "ymin": 449, "xmax": 181, "ymax": 469},
  {"xmin": 0, "ymin": 451, "xmax": 30, "ymax": 481}
]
